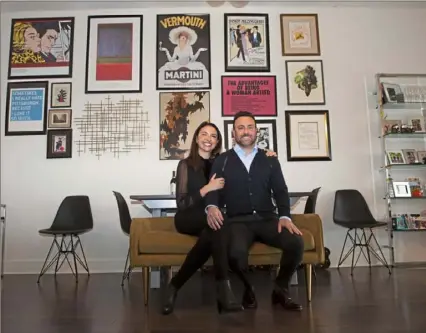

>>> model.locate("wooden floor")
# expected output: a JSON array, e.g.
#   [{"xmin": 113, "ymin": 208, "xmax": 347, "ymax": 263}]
[{"xmin": 1, "ymin": 266, "xmax": 426, "ymax": 333}]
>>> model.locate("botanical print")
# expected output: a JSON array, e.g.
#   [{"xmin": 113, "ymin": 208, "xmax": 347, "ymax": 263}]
[
  {"xmin": 288, "ymin": 21, "xmax": 312, "ymax": 49},
  {"xmin": 225, "ymin": 13, "xmax": 270, "ymax": 72},
  {"xmin": 8, "ymin": 17, "xmax": 74, "ymax": 79},
  {"xmin": 159, "ymin": 92, "xmax": 210, "ymax": 160},
  {"xmin": 156, "ymin": 14, "xmax": 211, "ymax": 89},
  {"xmin": 51, "ymin": 82, "xmax": 71, "ymax": 108},
  {"xmin": 286, "ymin": 60, "xmax": 325, "ymax": 105}
]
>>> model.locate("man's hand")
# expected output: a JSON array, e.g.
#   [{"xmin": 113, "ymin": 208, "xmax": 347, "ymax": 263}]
[
  {"xmin": 278, "ymin": 218, "xmax": 302, "ymax": 235},
  {"xmin": 207, "ymin": 206, "xmax": 224, "ymax": 230}
]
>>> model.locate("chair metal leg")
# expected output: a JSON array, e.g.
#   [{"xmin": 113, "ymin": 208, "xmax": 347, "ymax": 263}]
[
  {"xmin": 337, "ymin": 228, "xmax": 392, "ymax": 275},
  {"xmin": 305, "ymin": 264, "xmax": 312, "ymax": 302},
  {"xmin": 143, "ymin": 267, "xmax": 150, "ymax": 306},
  {"xmin": 121, "ymin": 247, "xmax": 132, "ymax": 286},
  {"xmin": 37, "ymin": 234, "xmax": 90, "ymax": 283}
]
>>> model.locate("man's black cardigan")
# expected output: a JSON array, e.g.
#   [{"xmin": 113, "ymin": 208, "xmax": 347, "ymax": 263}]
[{"xmin": 205, "ymin": 149, "xmax": 291, "ymax": 219}]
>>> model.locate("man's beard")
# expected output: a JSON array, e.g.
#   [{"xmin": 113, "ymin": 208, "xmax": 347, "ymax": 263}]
[{"xmin": 236, "ymin": 135, "xmax": 256, "ymax": 146}]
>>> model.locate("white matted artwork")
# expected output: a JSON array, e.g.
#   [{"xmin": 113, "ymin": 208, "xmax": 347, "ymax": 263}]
[
  {"xmin": 85, "ymin": 15, "xmax": 143, "ymax": 93},
  {"xmin": 51, "ymin": 82, "xmax": 72, "ymax": 108},
  {"xmin": 285, "ymin": 110, "xmax": 331, "ymax": 161},
  {"xmin": 280, "ymin": 14, "xmax": 320, "ymax": 56},
  {"xmin": 285, "ymin": 60, "xmax": 325, "ymax": 105}
]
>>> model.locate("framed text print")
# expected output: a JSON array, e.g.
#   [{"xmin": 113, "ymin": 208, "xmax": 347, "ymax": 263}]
[
  {"xmin": 5, "ymin": 81, "xmax": 48, "ymax": 136},
  {"xmin": 85, "ymin": 15, "xmax": 143, "ymax": 93},
  {"xmin": 221, "ymin": 75, "xmax": 277, "ymax": 117},
  {"xmin": 7, "ymin": 17, "xmax": 74, "ymax": 79},
  {"xmin": 285, "ymin": 110, "xmax": 332, "ymax": 161}
]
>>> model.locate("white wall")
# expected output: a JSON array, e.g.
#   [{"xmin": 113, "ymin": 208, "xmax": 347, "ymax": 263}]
[{"xmin": 2, "ymin": 1, "xmax": 426, "ymax": 274}]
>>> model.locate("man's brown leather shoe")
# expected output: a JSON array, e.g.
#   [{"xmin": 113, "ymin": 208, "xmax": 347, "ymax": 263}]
[{"xmin": 271, "ymin": 289, "xmax": 302, "ymax": 311}]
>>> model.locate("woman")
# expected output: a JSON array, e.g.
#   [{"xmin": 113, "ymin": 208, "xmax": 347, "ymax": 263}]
[
  {"xmin": 162, "ymin": 121, "xmax": 242, "ymax": 315},
  {"xmin": 162, "ymin": 121, "xmax": 276, "ymax": 315}
]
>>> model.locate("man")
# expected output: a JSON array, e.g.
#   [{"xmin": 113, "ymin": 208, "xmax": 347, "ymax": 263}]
[{"xmin": 205, "ymin": 111, "xmax": 304, "ymax": 311}]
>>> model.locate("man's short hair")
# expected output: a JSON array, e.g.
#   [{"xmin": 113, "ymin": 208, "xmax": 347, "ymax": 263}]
[{"xmin": 233, "ymin": 111, "xmax": 256, "ymax": 127}]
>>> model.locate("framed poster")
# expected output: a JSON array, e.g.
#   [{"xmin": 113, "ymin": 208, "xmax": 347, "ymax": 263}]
[
  {"xmin": 224, "ymin": 119, "xmax": 277, "ymax": 151},
  {"xmin": 159, "ymin": 91, "xmax": 210, "ymax": 160},
  {"xmin": 285, "ymin": 110, "xmax": 332, "ymax": 161},
  {"xmin": 85, "ymin": 15, "xmax": 143, "ymax": 93},
  {"xmin": 224, "ymin": 13, "xmax": 270, "ymax": 72},
  {"xmin": 285, "ymin": 60, "xmax": 325, "ymax": 105},
  {"xmin": 5, "ymin": 81, "xmax": 48, "ymax": 136},
  {"xmin": 46, "ymin": 129, "xmax": 73, "ymax": 159},
  {"xmin": 50, "ymin": 82, "xmax": 72, "ymax": 108},
  {"xmin": 7, "ymin": 17, "xmax": 74, "ymax": 79},
  {"xmin": 280, "ymin": 14, "xmax": 321, "ymax": 56},
  {"xmin": 221, "ymin": 75, "xmax": 277, "ymax": 117},
  {"xmin": 156, "ymin": 14, "xmax": 211, "ymax": 90}
]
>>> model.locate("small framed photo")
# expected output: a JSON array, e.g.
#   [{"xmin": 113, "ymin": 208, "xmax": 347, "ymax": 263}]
[
  {"xmin": 47, "ymin": 129, "xmax": 72, "ymax": 159},
  {"xmin": 223, "ymin": 119, "xmax": 277, "ymax": 152},
  {"xmin": 417, "ymin": 151, "xmax": 426, "ymax": 164},
  {"xmin": 51, "ymin": 82, "xmax": 72, "ymax": 108},
  {"xmin": 285, "ymin": 60, "xmax": 325, "ymax": 105},
  {"xmin": 285, "ymin": 110, "xmax": 332, "ymax": 161},
  {"xmin": 402, "ymin": 149, "xmax": 419, "ymax": 164},
  {"xmin": 280, "ymin": 14, "xmax": 320, "ymax": 56},
  {"xmin": 48, "ymin": 109, "xmax": 72, "ymax": 128},
  {"xmin": 408, "ymin": 117, "xmax": 425, "ymax": 132},
  {"xmin": 392, "ymin": 181, "xmax": 411, "ymax": 197},
  {"xmin": 386, "ymin": 150, "xmax": 406, "ymax": 165}
]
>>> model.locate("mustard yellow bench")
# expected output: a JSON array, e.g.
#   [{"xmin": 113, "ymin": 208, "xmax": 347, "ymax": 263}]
[{"xmin": 129, "ymin": 213, "xmax": 325, "ymax": 306}]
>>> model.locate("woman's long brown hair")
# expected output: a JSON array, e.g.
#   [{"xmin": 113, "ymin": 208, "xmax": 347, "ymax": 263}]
[{"xmin": 186, "ymin": 121, "xmax": 223, "ymax": 171}]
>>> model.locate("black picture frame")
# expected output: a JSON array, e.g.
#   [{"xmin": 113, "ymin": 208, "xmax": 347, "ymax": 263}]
[
  {"xmin": 50, "ymin": 82, "xmax": 72, "ymax": 108},
  {"xmin": 5, "ymin": 81, "xmax": 48, "ymax": 136},
  {"xmin": 285, "ymin": 110, "xmax": 332, "ymax": 161},
  {"xmin": 285, "ymin": 60, "xmax": 326, "ymax": 105},
  {"xmin": 7, "ymin": 17, "xmax": 75, "ymax": 80},
  {"xmin": 155, "ymin": 13, "xmax": 212, "ymax": 90},
  {"xmin": 85, "ymin": 15, "xmax": 143, "ymax": 94},
  {"xmin": 46, "ymin": 129, "xmax": 73, "ymax": 159},
  {"xmin": 224, "ymin": 13, "xmax": 271, "ymax": 73},
  {"xmin": 223, "ymin": 119, "xmax": 278, "ymax": 152}
]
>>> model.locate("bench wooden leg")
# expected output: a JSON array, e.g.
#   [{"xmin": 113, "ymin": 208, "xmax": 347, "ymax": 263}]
[
  {"xmin": 142, "ymin": 267, "xmax": 150, "ymax": 306},
  {"xmin": 304, "ymin": 264, "xmax": 312, "ymax": 302}
]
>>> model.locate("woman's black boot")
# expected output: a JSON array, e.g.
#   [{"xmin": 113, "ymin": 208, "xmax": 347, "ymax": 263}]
[
  {"xmin": 161, "ymin": 283, "xmax": 178, "ymax": 315},
  {"xmin": 216, "ymin": 279, "xmax": 243, "ymax": 314}
]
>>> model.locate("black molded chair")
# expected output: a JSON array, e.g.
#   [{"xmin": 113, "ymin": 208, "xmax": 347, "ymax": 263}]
[
  {"xmin": 112, "ymin": 191, "xmax": 133, "ymax": 286},
  {"xmin": 37, "ymin": 195, "xmax": 93, "ymax": 283},
  {"xmin": 333, "ymin": 189, "xmax": 391, "ymax": 275}
]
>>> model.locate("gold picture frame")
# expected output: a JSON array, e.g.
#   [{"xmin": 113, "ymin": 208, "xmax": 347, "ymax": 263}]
[
  {"xmin": 280, "ymin": 14, "xmax": 320, "ymax": 56},
  {"xmin": 285, "ymin": 110, "xmax": 331, "ymax": 161}
]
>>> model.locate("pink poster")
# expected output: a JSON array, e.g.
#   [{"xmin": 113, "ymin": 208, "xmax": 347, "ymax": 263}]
[{"xmin": 221, "ymin": 75, "xmax": 277, "ymax": 117}]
